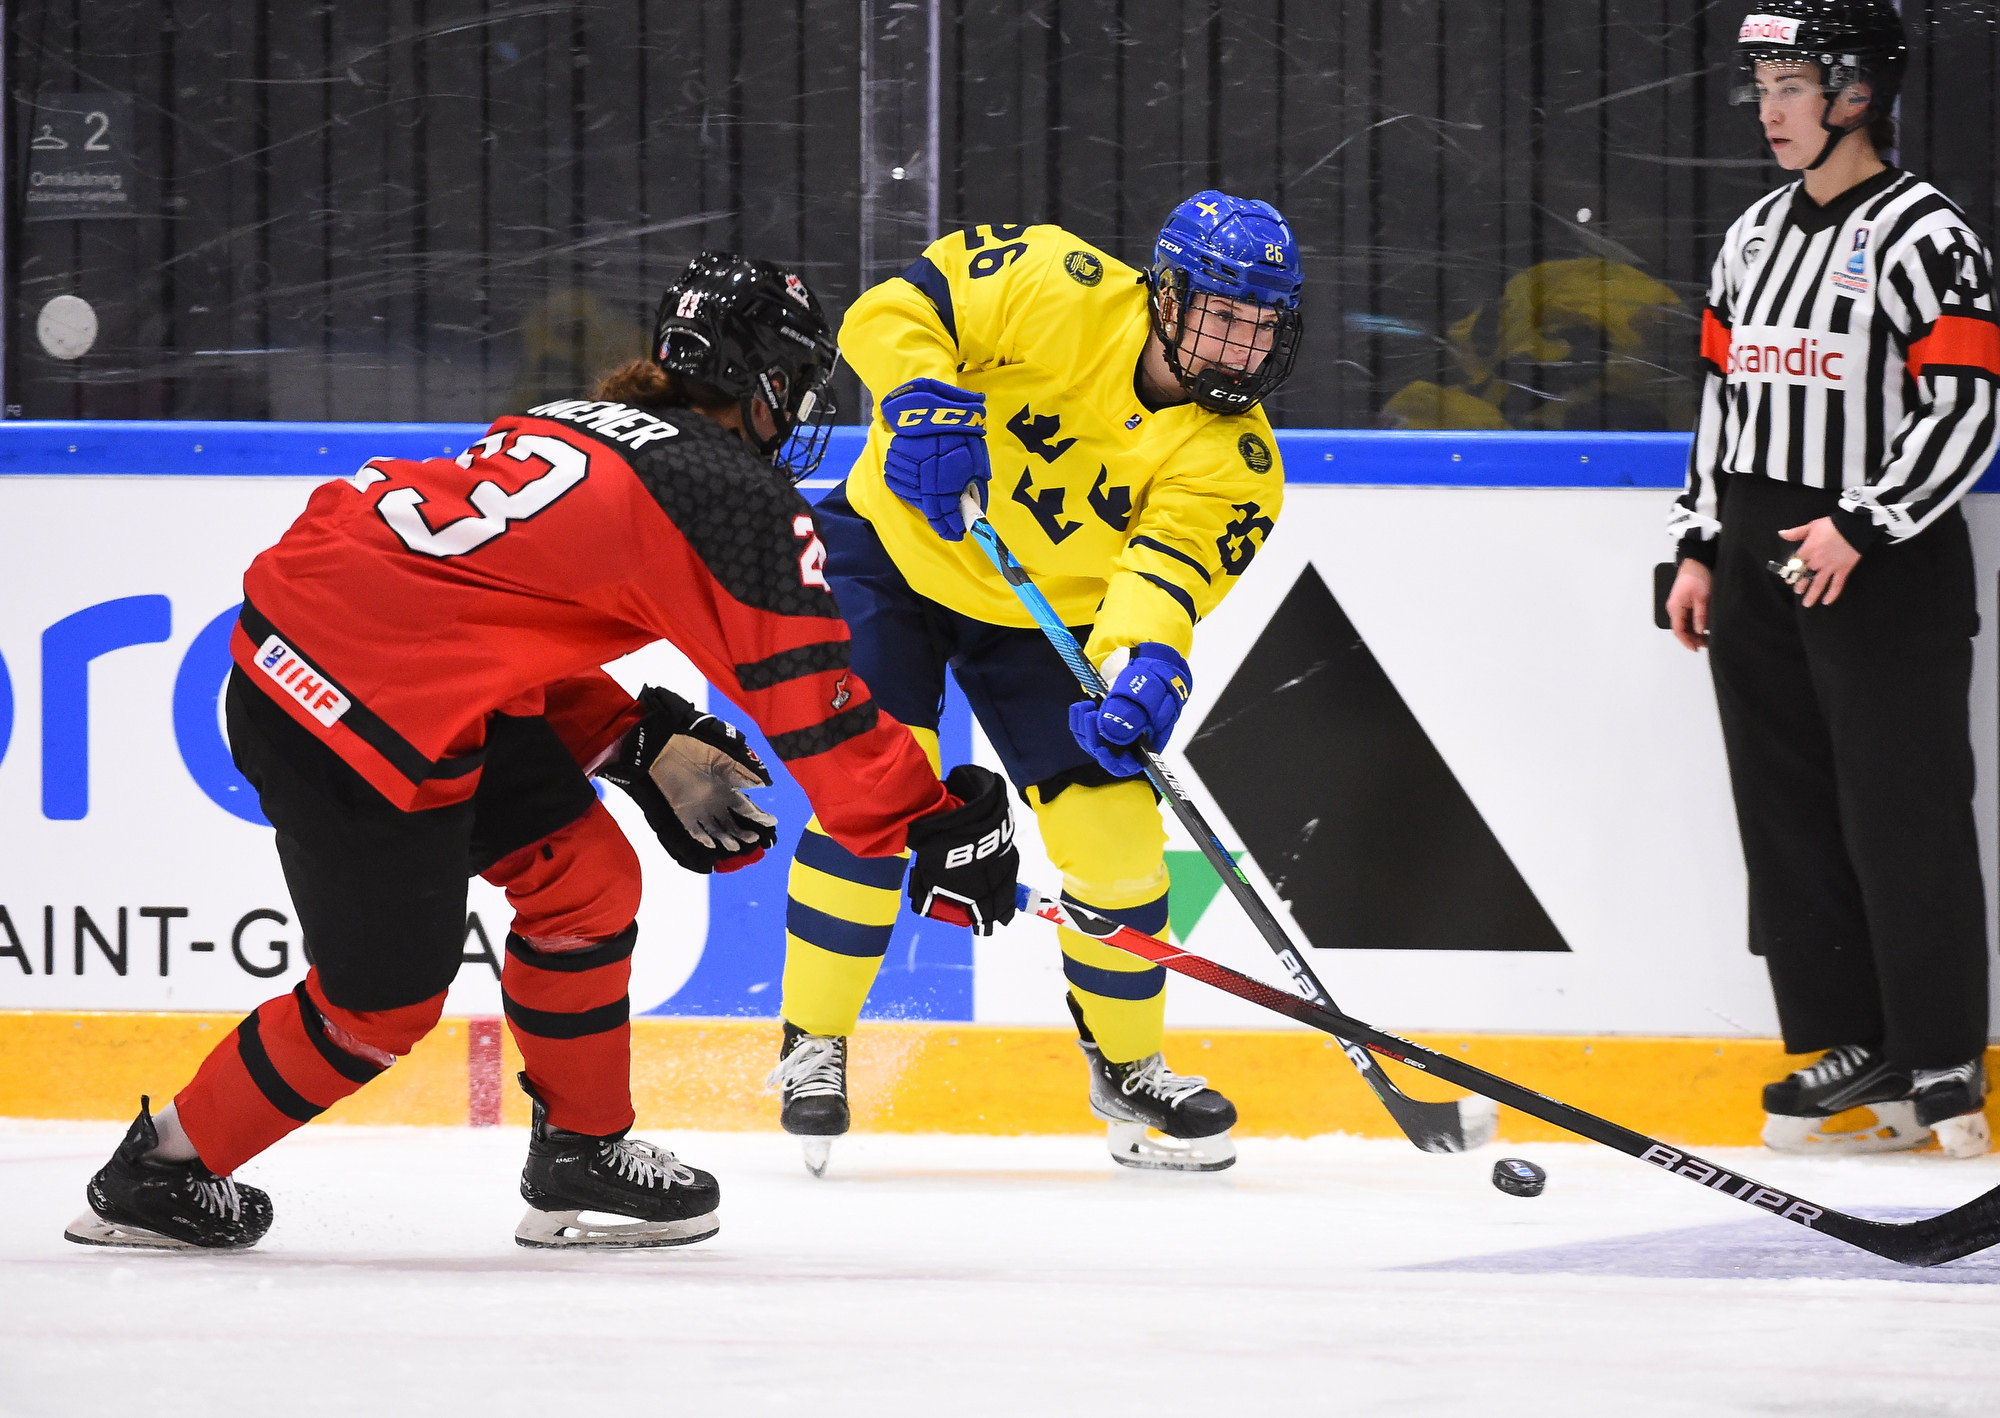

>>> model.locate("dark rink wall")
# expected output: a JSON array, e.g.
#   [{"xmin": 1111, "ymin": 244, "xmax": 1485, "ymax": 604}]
[{"xmin": 7, "ymin": 1, "xmax": 1998, "ymax": 427}]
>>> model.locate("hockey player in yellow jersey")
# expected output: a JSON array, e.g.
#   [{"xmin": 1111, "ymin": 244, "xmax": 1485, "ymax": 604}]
[{"xmin": 767, "ymin": 192, "xmax": 1303, "ymax": 1174}]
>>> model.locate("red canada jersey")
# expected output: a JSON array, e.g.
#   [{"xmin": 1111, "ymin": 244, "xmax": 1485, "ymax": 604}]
[{"xmin": 232, "ymin": 397, "xmax": 948, "ymax": 856}]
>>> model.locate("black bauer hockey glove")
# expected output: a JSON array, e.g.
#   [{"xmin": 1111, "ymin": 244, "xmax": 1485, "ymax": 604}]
[
  {"xmin": 598, "ymin": 686, "xmax": 779, "ymax": 875},
  {"xmin": 905, "ymin": 764, "xmax": 1019, "ymax": 936}
]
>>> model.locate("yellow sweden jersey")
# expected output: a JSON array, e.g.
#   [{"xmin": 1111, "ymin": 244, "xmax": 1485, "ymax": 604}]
[{"xmin": 840, "ymin": 223, "xmax": 1284, "ymax": 664}]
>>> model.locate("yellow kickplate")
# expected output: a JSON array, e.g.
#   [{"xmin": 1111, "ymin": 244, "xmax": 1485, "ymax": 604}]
[{"xmin": 4, "ymin": 1009, "xmax": 1995, "ymax": 1150}]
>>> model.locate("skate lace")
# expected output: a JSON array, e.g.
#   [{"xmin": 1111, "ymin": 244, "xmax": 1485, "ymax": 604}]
[
  {"xmin": 190, "ymin": 1176, "xmax": 243, "ymax": 1221},
  {"xmin": 1119, "ymin": 1053, "xmax": 1210, "ymax": 1110},
  {"xmin": 765, "ymin": 1035, "xmax": 846, "ymax": 1100},
  {"xmin": 1796, "ymin": 1044, "xmax": 1873, "ymax": 1089},
  {"xmin": 1913, "ymin": 1061, "xmax": 1980, "ymax": 1091},
  {"xmin": 598, "ymin": 1137, "xmax": 696, "ymax": 1190}
]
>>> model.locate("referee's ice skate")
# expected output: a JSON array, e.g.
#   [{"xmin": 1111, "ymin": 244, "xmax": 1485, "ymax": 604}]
[
  {"xmin": 514, "ymin": 1075, "xmax": 719, "ymax": 1248},
  {"xmin": 1760, "ymin": 1047, "xmax": 1990, "ymax": 1158},
  {"xmin": 1070, "ymin": 997, "xmax": 1236, "ymax": 1172},
  {"xmin": 63, "ymin": 1097, "xmax": 273, "ymax": 1251},
  {"xmin": 767, "ymin": 1022, "xmax": 849, "ymax": 1178}
]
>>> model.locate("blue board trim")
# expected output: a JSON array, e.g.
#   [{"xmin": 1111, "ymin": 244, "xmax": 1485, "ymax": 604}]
[
  {"xmin": 0, "ymin": 420, "xmax": 489, "ymax": 477},
  {"xmin": 2, "ymin": 420, "xmax": 1993, "ymax": 493}
]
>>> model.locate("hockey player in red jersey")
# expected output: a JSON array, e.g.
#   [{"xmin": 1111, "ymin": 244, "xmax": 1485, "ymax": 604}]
[{"xmin": 63, "ymin": 253, "xmax": 1020, "ymax": 1252}]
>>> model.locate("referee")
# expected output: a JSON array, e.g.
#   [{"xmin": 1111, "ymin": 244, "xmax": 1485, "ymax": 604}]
[{"xmin": 1665, "ymin": 1, "xmax": 1999, "ymax": 1159}]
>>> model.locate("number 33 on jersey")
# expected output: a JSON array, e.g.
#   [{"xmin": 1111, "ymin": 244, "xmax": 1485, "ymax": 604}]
[{"xmin": 232, "ymin": 397, "xmax": 900, "ymax": 827}]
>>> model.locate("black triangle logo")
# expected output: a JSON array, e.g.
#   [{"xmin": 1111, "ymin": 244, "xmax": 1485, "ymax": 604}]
[{"xmin": 1184, "ymin": 565, "xmax": 1569, "ymax": 952}]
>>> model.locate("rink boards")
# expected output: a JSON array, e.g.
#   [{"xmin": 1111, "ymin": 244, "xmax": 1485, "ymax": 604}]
[{"xmin": 1, "ymin": 422, "xmax": 1998, "ymax": 1142}]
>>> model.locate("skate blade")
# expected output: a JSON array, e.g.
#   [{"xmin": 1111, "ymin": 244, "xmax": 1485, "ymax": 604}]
[
  {"xmin": 802, "ymin": 1137, "xmax": 832, "ymax": 1178},
  {"xmin": 1105, "ymin": 1121, "xmax": 1236, "ymax": 1173},
  {"xmin": 514, "ymin": 1207, "xmax": 719, "ymax": 1249},
  {"xmin": 1931, "ymin": 1110, "xmax": 1991, "ymax": 1160},
  {"xmin": 1762, "ymin": 1101, "xmax": 1929, "ymax": 1156},
  {"xmin": 63, "ymin": 1211, "xmax": 226, "ymax": 1251},
  {"xmin": 1457, "ymin": 1095, "xmax": 1501, "ymax": 1150}
]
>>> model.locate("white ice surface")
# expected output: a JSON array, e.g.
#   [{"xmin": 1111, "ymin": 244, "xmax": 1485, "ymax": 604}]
[{"xmin": 7, "ymin": 1123, "xmax": 2000, "ymax": 1417}]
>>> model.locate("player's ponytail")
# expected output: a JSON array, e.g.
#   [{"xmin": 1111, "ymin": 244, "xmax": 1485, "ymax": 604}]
[{"xmin": 592, "ymin": 358, "xmax": 731, "ymax": 414}]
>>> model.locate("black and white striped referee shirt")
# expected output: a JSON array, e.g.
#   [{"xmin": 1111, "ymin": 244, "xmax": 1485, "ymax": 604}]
[{"xmin": 1670, "ymin": 168, "xmax": 2000, "ymax": 560}]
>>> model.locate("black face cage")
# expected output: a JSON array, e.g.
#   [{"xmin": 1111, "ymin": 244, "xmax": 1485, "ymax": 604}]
[
  {"xmin": 1149, "ymin": 268, "xmax": 1303, "ymax": 416},
  {"xmin": 773, "ymin": 362, "xmax": 841, "ymax": 483},
  {"xmin": 656, "ymin": 296, "xmax": 840, "ymax": 481}
]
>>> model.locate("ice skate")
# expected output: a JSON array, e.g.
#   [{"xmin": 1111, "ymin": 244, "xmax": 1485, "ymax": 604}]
[
  {"xmin": 64, "ymin": 1097, "xmax": 273, "ymax": 1251},
  {"xmin": 1761, "ymin": 1045, "xmax": 1927, "ymax": 1155},
  {"xmin": 515, "ymin": 1074, "xmax": 719, "ymax": 1248},
  {"xmin": 767, "ymin": 1021, "xmax": 848, "ymax": 1178},
  {"xmin": 1071, "ymin": 999, "xmax": 1235, "ymax": 1172},
  {"xmin": 1915, "ymin": 1060, "xmax": 1990, "ymax": 1159}
]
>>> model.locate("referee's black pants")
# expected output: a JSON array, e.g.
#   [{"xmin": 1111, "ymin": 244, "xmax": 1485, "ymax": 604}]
[{"xmin": 1707, "ymin": 474, "xmax": 1988, "ymax": 1069}]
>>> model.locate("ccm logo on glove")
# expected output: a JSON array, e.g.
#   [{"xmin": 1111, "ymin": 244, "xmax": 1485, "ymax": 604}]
[
  {"xmin": 893, "ymin": 406, "xmax": 986, "ymax": 429},
  {"xmin": 879, "ymin": 377, "xmax": 994, "ymax": 542},
  {"xmin": 1069, "ymin": 642, "xmax": 1193, "ymax": 778}
]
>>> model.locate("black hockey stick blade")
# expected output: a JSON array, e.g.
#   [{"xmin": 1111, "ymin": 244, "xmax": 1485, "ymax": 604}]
[
  {"xmin": 1022, "ymin": 887, "xmax": 2000, "ymax": 1268},
  {"xmin": 964, "ymin": 493, "xmax": 1490, "ymax": 1154}
]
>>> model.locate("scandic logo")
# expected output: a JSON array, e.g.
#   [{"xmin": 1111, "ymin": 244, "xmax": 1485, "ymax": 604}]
[
  {"xmin": 255, "ymin": 634, "xmax": 351, "ymax": 728},
  {"xmin": 1738, "ymin": 14, "xmax": 1800, "ymax": 44},
  {"xmin": 1726, "ymin": 326, "xmax": 1867, "ymax": 388}
]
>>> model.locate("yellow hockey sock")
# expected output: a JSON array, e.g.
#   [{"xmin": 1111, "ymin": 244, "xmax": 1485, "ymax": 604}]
[
  {"xmin": 778, "ymin": 729, "xmax": 933, "ymax": 1039},
  {"xmin": 779, "ymin": 819, "xmax": 910, "ymax": 1038},
  {"xmin": 1030, "ymin": 779, "xmax": 1170, "ymax": 1064}
]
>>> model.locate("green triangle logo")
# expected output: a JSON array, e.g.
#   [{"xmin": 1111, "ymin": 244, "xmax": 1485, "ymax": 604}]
[{"xmin": 1166, "ymin": 849, "xmax": 1244, "ymax": 943}]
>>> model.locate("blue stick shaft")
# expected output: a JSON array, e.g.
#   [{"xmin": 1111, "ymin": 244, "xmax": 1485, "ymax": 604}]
[{"xmin": 956, "ymin": 490, "xmax": 1335, "ymax": 1010}]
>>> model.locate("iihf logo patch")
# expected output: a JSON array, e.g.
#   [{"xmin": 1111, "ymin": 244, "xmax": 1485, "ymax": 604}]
[
  {"xmin": 784, "ymin": 273, "xmax": 812, "ymax": 308},
  {"xmin": 1830, "ymin": 226, "xmax": 1871, "ymax": 294},
  {"xmin": 1125, "ymin": 413, "xmax": 1144, "ymax": 430}
]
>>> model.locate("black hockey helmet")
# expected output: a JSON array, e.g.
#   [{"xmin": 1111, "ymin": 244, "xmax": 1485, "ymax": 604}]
[
  {"xmin": 1731, "ymin": 2, "xmax": 1907, "ymax": 170},
  {"xmin": 651, "ymin": 252, "xmax": 841, "ymax": 480}
]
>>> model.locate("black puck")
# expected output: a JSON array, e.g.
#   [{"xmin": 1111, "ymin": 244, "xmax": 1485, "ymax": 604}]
[{"xmin": 1491, "ymin": 1157, "xmax": 1546, "ymax": 1197}]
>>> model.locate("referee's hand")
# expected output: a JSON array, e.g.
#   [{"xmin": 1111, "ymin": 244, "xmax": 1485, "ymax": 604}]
[
  {"xmin": 1666, "ymin": 559, "xmax": 1712, "ymax": 652},
  {"xmin": 1777, "ymin": 518, "xmax": 1861, "ymax": 608}
]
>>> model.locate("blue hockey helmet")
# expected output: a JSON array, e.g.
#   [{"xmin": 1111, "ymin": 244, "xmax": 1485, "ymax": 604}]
[{"xmin": 1149, "ymin": 191, "xmax": 1304, "ymax": 414}]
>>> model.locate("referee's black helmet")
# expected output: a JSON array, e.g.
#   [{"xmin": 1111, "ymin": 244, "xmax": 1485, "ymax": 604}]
[{"xmin": 1732, "ymin": 2, "xmax": 1908, "ymax": 120}]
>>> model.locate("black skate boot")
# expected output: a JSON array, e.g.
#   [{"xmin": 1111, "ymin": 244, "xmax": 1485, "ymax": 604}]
[
  {"xmin": 1913, "ymin": 1060, "xmax": 1990, "ymax": 1159},
  {"xmin": 1069, "ymin": 995, "xmax": 1237, "ymax": 1172},
  {"xmin": 766, "ymin": 1021, "xmax": 848, "ymax": 1178},
  {"xmin": 64, "ymin": 1097, "xmax": 273, "ymax": 1251},
  {"xmin": 1761, "ymin": 1045, "xmax": 1924, "ymax": 1155},
  {"xmin": 515, "ymin": 1074, "xmax": 719, "ymax": 1249}
]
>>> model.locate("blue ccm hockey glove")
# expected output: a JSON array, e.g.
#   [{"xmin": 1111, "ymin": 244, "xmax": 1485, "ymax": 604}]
[
  {"xmin": 879, "ymin": 377, "xmax": 992, "ymax": 541},
  {"xmin": 1068, "ymin": 643, "xmax": 1193, "ymax": 777}
]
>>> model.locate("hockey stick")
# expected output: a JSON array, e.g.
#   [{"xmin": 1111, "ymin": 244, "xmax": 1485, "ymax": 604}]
[
  {"xmin": 1022, "ymin": 885, "xmax": 2000, "ymax": 1267},
  {"xmin": 959, "ymin": 490, "xmax": 1494, "ymax": 1154}
]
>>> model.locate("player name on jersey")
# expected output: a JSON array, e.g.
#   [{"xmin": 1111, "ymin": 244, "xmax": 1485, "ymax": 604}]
[{"xmin": 523, "ymin": 399, "xmax": 683, "ymax": 450}]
